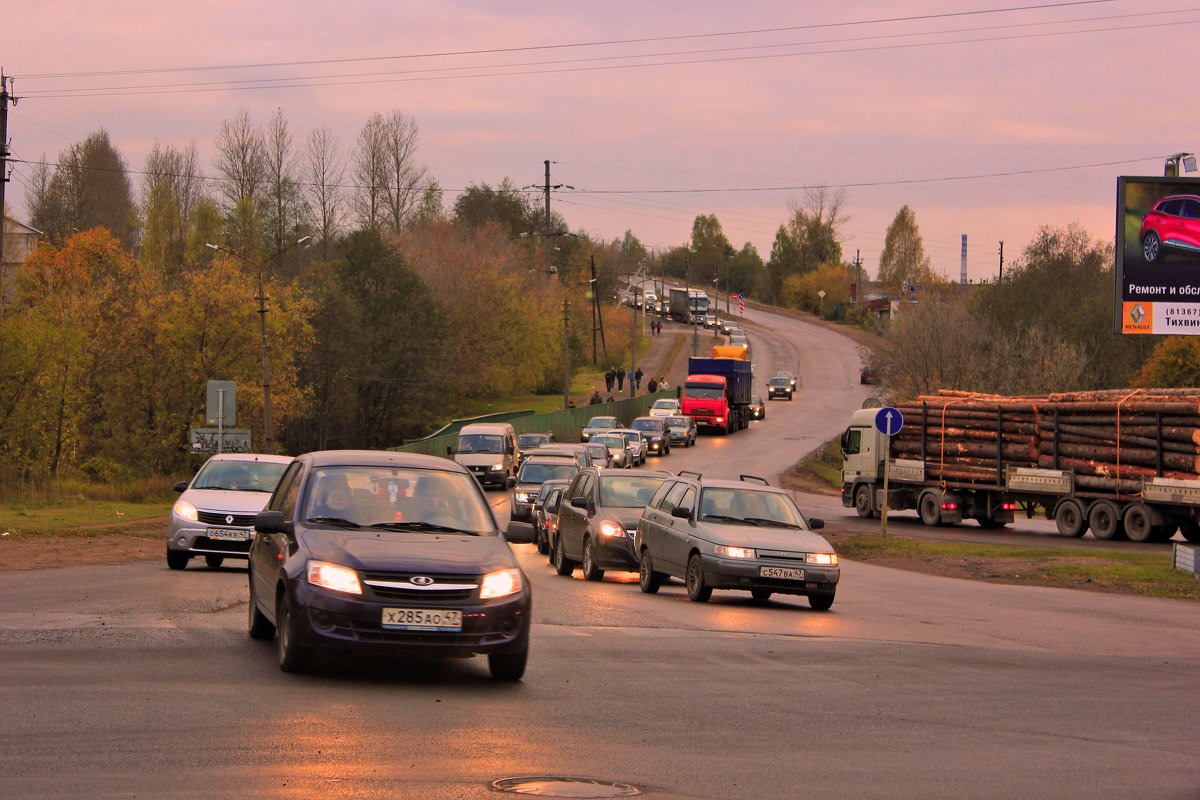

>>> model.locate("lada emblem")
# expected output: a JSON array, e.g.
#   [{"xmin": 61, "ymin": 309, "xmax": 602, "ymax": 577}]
[{"xmin": 410, "ymin": 576, "xmax": 435, "ymax": 586}]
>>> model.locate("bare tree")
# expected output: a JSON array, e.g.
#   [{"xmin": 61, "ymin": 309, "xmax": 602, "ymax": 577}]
[
  {"xmin": 380, "ymin": 111, "xmax": 428, "ymax": 232},
  {"xmin": 349, "ymin": 113, "xmax": 387, "ymax": 229},
  {"xmin": 213, "ymin": 108, "xmax": 267, "ymax": 215},
  {"xmin": 263, "ymin": 108, "xmax": 304, "ymax": 256},
  {"xmin": 142, "ymin": 141, "xmax": 204, "ymax": 271},
  {"xmin": 304, "ymin": 126, "xmax": 344, "ymax": 259}
]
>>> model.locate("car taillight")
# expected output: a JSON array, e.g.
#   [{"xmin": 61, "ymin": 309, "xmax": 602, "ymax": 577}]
[
  {"xmin": 941, "ymin": 501, "xmax": 957, "ymax": 511},
  {"xmin": 1001, "ymin": 502, "xmax": 1017, "ymax": 511}
]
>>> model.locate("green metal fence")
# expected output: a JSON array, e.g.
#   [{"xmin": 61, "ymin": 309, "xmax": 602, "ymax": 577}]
[{"xmin": 392, "ymin": 392, "xmax": 676, "ymax": 457}]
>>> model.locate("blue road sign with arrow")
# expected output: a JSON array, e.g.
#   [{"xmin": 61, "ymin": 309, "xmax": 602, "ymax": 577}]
[{"xmin": 874, "ymin": 406, "xmax": 904, "ymax": 436}]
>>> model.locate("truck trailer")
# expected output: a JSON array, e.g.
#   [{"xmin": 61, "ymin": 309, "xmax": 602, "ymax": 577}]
[
  {"xmin": 681, "ymin": 355, "xmax": 753, "ymax": 434},
  {"xmin": 668, "ymin": 288, "xmax": 710, "ymax": 324},
  {"xmin": 840, "ymin": 389, "xmax": 1200, "ymax": 543}
]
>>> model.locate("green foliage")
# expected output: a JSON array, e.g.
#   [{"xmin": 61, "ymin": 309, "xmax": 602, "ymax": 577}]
[
  {"xmin": 1132, "ymin": 338, "xmax": 1200, "ymax": 387},
  {"xmin": 877, "ymin": 205, "xmax": 938, "ymax": 294},
  {"xmin": 765, "ymin": 188, "xmax": 846, "ymax": 303},
  {"xmin": 28, "ymin": 129, "xmax": 136, "ymax": 249},
  {"xmin": 781, "ymin": 263, "xmax": 851, "ymax": 316},
  {"xmin": 971, "ymin": 223, "xmax": 1157, "ymax": 388},
  {"xmin": 451, "ymin": 178, "xmax": 543, "ymax": 239}
]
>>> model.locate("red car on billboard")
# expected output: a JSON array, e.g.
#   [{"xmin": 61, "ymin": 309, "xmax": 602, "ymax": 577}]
[{"xmin": 1140, "ymin": 195, "xmax": 1200, "ymax": 263}]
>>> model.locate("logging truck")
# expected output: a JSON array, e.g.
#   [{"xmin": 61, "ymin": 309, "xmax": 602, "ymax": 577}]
[{"xmin": 839, "ymin": 390, "xmax": 1200, "ymax": 543}]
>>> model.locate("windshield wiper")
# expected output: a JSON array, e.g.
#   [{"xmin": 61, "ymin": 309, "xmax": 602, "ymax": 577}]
[
  {"xmin": 305, "ymin": 517, "xmax": 361, "ymax": 528},
  {"xmin": 702, "ymin": 514, "xmax": 747, "ymax": 523},
  {"xmin": 744, "ymin": 517, "xmax": 799, "ymax": 528},
  {"xmin": 369, "ymin": 521, "xmax": 480, "ymax": 536}
]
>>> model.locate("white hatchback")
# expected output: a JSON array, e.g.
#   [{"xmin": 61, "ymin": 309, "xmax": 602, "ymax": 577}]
[{"xmin": 648, "ymin": 398, "xmax": 681, "ymax": 417}]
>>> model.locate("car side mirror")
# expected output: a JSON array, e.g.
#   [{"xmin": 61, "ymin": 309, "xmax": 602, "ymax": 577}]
[
  {"xmin": 255, "ymin": 510, "xmax": 293, "ymax": 536},
  {"xmin": 446, "ymin": 446, "xmax": 454, "ymax": 456},
  {"xmin": 173, "ymin": 481, "xmax": 189, "ymax": 492},
  {"xmin": 808, "ymin": 517, "xmax": 825, "ymax": 529},
  {"xmin": 570, "ymin": 496, "xmax": 589, "ymax": 509},
  {"xmin": 670, "ymin": 505, "xmax": 691, "ymax": 519},
  {"xmin": 506, "ymin": 476, "xmax": 517, "ymax": 488}
]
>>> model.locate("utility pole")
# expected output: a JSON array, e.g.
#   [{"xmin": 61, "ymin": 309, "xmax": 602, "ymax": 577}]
[
  {"xmin": 998, "ymin": 241, "xmax": 1004, "ymax": 282},
  {"xmin": 853, "ymin": 249, "xmax": 863, "ymax": 301},
  {"xmin": 0, "ymin": 73, "xmax": 16, "ymax": 274},
  {"xmin": 590, "ymin": 255, "xmax": 606, "ymax": 364},
  {"xmin": 522, "ymin": 160, "xmax": 573, "ymax": 279}
]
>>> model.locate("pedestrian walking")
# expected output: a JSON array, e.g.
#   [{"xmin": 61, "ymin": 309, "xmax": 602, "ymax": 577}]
[
  {"xmin": 647, "ymin": 377, "xmax": 658, "ymax": 394},
  {"xmin": 589, "ymin": 390, "xmax": 602, "ymax": 405},
  {"xmin": 605, "ymin": 367, "xmax": 615, "ymax": 392},
  {"xmin": 635, "ymin": 367, "xmax": 643, "ymax": 390},
  {"xmin": 616, "ymin": 369, "xmax": 625, "ymax": 391}
]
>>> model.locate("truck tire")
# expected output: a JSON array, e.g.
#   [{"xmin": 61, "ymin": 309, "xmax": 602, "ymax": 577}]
[
  {"xmin": 1088, "ymin": 500, "xmax": 1125, "ymax": 541},
  {"xmin": 1054, "ymin": 500, "xmax": 1088, "ymax": 538},
  {"xmin": 918, "ymin": 492, "xmax": 942, "ymax": 527},
  {"xmin": 854, "ymin": 484, "xmax": 875, "ymax": 520},
  {"xmin": 1123, "ymin": 503, "xmax": 1161, "ymax": 543}
]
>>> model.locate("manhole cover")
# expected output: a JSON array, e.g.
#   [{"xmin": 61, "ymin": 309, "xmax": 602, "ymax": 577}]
[{"xmin": 492, "ymin": 776, "xmax": 641, "ymax": 797}]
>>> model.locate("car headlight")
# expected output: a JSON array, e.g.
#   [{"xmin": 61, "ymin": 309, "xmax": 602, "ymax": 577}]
[
  {"xmin": 715, "ymin": 545, "xmax": 756, "ymax": 559},
  {"xmin": 807, "ymin": 552, "xmax": 838, "ymax": 565},
  {"xmin": 173, "ymin": 499, "xmax": 199, "ymax": 522},
  {"xmin": 491, "ymin": 462, "xmax": 504, "ymax": 471},
  {"xmin": 598, "ymin": 520, "xmax": 627, "ymax": 537},
  {"xmin": 515, "ymin": 492, "xmax": 532, "ymax": 503},
  {"xmin": 307, "ymin": 561, "xmax": 363, "ymax": 595},
  {"xmin": 480, "ymin": 568, "xmax": 523, "ymax": 599}
]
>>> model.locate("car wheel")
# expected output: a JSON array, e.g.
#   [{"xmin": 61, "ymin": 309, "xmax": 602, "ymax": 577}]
[
  {"xmin": 205, "ymin": 554, "xmax": 224, "ymax": 569},
  {"xmin": 750, "ymin": 588, "xmax": 772, "ymax": 601},
  {"xmin": 854, "ymin": 484, "xmax": 874, "ymax": 520},
  {"xmin": 638, "ymin": 549, "xmax": 663, "ymax": 594},
  {"xmin": 1054, "ymin": 500, "xmax": 1088, "ymax": 538},
  {"xmin": 247, "ymin": 571, "xmax": 275, "ymax": 640},
  {"xmin": 488, "ymin": 646, "xmax": 528, "ymax": 681},
  {"xmin": 581, "ymin": 537, "xmax": 605, "ymax": 582},
  {"xmin": 1142, "ymin": 230, "xmax": 1162, "ymax": 263},
  {"xmin": 276, "ymin": 594, "xmax": 312, "ymax": 674},
  {"xmin": 553, "ymin": 535, "xmax": 576, "ymax": 576},
  {"xmin": 166, "ymin": 547, "xmax": 190, "ymax": 570},
  {"xmin": 808, "ymin": 590, "xmax": 835, "ymax": 611},
  {"xmin": 918, "ymin": 492, "xmax": 942, "ymax": 527},
  {"xmin": 1123, "ymin": 503, "xmax": 1158, "ymax": 543},
  {"xmin": 685, "ymin": 554, "xmax": 712, "ymax": 602}
]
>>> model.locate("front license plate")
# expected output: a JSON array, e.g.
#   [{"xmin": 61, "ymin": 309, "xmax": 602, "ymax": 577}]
[
  {"xmin": 759, "ymin": 566, "xmax": 805, "ymax": 581},
  {"xmin": 207, "ymin": 528, "xmax": 252, "ymax": 542},
  {"xmin": 382, "ymin": 608, "xmax": 463, "ymax": 631}
]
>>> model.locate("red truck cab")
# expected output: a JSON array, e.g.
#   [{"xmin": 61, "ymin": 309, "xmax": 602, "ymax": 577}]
[{"xmin": 681, "ymin": 374, "xmax": 731, "ymax": 431}]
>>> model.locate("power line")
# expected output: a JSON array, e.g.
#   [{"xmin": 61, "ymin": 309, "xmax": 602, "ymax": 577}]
[{"xmin": 18, "ymin": 1, "xmax": 1116, "ymax": 81}]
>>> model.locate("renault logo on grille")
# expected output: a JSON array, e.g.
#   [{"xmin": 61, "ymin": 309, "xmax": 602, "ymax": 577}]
[
  {"xmin": 225, "ymin": 515, "xmax": 234, "ymax": 524},
  {"xmin": 410, "ymin": 576, "xmax": 435, "ymax": 586}
]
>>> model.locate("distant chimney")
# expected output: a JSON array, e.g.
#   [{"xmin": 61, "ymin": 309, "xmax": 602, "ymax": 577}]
[{"xmin": 960, "ymin": 235, "xmax": 968, "ymax": 285}]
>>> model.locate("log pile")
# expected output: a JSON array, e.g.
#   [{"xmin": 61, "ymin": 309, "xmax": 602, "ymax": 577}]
[{"xmin": 891, "ymin": 389, "xmax": 1200, "ymax": 494}]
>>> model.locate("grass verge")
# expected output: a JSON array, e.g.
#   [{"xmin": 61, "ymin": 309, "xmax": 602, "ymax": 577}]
[{"xmin": 827, "ymin": 533, "xmax": 1200, "ymax": 600}]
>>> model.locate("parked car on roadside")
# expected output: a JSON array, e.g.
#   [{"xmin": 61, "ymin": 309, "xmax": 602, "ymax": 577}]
[
  {"xmin": 664, "ymin": 415, "xmax": 698, "ymax": 447},
  {"xmin": 167, "ymin": 453, "xmax": 293, "ymax": 570},
  {"xmin": 552, "ymin": 468, "xmax": 672, "ymax": 580},
  {"xmin": 634, "ymin": 474, "xmax": 838, "ymax": 609},
  {"xmin": 248, "ymin": 450, "xmax": 530, "ymax": 679}
]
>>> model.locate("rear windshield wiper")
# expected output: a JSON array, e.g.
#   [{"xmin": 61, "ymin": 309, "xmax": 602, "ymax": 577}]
[
  {"xmin": 305, "ymin": 517, "xmax": 361, "ymax": 528},
  {"xmin": 369, "ymin": 521, "xmax": 480, "ymax": 536}
]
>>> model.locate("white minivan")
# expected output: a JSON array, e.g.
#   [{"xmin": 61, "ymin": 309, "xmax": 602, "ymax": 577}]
[{"xmin": 449, "ymin": 423, "xmax": 519, "ymax": 489}]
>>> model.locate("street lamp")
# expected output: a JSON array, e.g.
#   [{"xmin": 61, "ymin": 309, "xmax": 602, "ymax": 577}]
[
  {"xmin": 205, "ymin": 235, "xmax": 310, "ymax": 452},
  {"xmin": 1164, "ymin": 152, "xmax": 1198, "ymax": 177}
]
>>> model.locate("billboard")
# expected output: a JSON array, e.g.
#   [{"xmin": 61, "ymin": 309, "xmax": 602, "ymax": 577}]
[{"xmin": 1115, "ymin": 176, "xmax": 1200, "ymax": 334}]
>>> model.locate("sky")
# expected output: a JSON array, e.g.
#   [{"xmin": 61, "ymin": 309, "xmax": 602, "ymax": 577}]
[{"xmin": 5, "ymin": 0, "xmax": 1198, "ymax": 283}]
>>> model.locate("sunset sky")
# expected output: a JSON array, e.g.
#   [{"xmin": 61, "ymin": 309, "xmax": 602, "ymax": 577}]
[{"xmin": 6, "ymin": 0, "xmax": 1197, "ymax": 283}]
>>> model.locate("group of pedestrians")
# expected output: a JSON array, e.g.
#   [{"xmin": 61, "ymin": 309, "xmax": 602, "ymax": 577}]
[{"xmin": 649, "ymin": 319, "xmax": 663, "ymax": 336}]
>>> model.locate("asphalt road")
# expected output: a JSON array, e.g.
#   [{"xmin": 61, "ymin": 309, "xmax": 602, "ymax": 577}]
[{"xmin": 2, "ymin": 308, "xmax": 1198, "ymax": 800}]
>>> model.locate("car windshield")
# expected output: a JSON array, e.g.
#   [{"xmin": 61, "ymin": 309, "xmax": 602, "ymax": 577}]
[
  {"xmin": 584, "ymin": 418, "xmax": 618, "ymax": 430},
  {"xmin": 770, "ymin": 378, "xmax": 790, "ymax": 387},
  {"xmin": 456, "ymin": 434, "xmax": 504, "ymax": 454},
  {"xmin": 652, "ymin": 400, "xmax": 677, "ymax": 410},
  {"xmin": 304, "ymin": 467, "xmax": 496, "ymax": 534},
  {"xmin": 536, "ymin": 481, "xmax": 568, "ymax": 503},
  {"xmin": 591, "ymin": 435, "xmax": 624, "ymax": 449},
  {"xmin": 517, "ymin": 462, "xmax": 579, "ymax": 484},
  {"xmin": 665, "ymin": 417, "xmax": 689, "ymax": 430},
  {"xmin": 698, "ymin": 488, "xmax": 804, "ymax": 527},
  {"xmin": 684, "ymin": 383, "xmax": 725, "ymax": 400},
  {"xmin": 599, "ymin": 475, "xmax": 669, "ymax": 508},
  {"xmin": 517, "ymin": 434, "xmax": 550, "ymax": 448},
  {"xmin": 631, "ymin": 419, "xmax": 660, "ymax": 431},
  {"xmin": 192, "ymin": 459, "xmax": 288, "ymax": 492}
]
